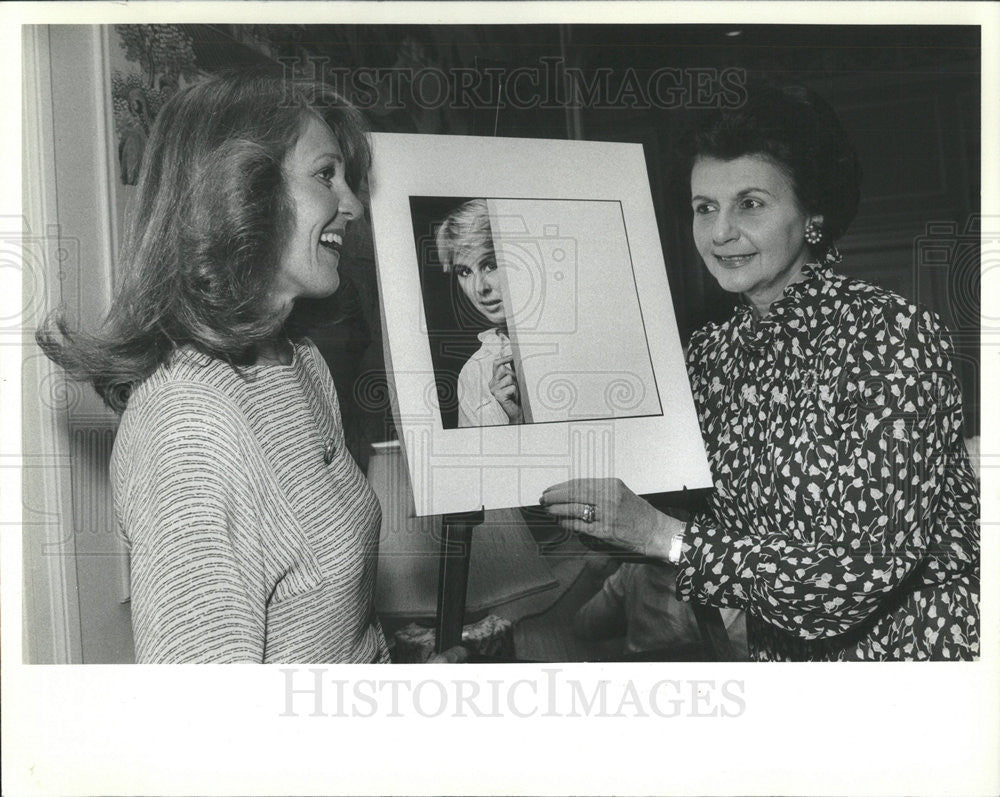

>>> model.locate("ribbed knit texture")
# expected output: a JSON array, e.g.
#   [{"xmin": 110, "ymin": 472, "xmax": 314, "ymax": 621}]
[{"xmin": 111, "ymin": 341, "xmax": 390, "ymax": 663}]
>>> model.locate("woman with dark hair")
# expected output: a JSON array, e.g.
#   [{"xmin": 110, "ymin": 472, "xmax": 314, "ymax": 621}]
[
  {"xmin": 38, "ymin": 68, "xmax": 452, "ymax": 664},
  {"xmin": 541, "ymin": 83, "xmax": 979, "ymax": 661},
  {"xmin": 436, "ymin": 198, "xmax": 522, "ymax": 427}
]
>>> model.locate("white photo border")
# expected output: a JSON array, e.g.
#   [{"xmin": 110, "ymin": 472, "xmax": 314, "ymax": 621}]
[
  {"xmin": 4, "ymin": 6, "xmax": 998, "ymax": 797},
  {"xmin": 369, "ymin": 132, "xmax": 713, "ymax": 516}
]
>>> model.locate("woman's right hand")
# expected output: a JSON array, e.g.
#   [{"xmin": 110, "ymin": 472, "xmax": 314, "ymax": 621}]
[{"xmin": 490, "ymin": 355, "xmax": 523, "ymax": 424}]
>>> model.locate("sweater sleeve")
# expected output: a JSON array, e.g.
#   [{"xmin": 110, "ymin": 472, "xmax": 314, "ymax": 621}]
[
  {"xmin": 676, "ymin": 304, "xmax": 976, "ymax": 641},
  {"xmin": 114, "ymin": 382, "xmax": 267, "ymax": 663}
]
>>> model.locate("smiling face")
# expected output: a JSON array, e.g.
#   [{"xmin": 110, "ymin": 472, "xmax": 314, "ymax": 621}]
[
  {"xmin": 691, "ymin": 154, "xmax": 818, "ymax": 316},
  {"xmin": 454, "ymin": 243, "xmax": 507, "ymax": 326},
  {"xmin": 271, "ymin": 114, "xmax": 363, "ymax": 318}
]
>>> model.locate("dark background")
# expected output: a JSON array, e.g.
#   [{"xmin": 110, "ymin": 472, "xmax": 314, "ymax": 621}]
[
  {"xmin": 190, "ymin": 23, "xmax": 980, "ymax": 463},
  {"xmin": 409, "ymin": 195, "xmax": 489, "ymax": 431}
]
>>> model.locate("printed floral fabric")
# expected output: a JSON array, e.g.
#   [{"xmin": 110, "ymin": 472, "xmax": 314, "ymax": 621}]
[{"xmin": 675, "ymin": 262, "xmax": 979, "ymax": 660}]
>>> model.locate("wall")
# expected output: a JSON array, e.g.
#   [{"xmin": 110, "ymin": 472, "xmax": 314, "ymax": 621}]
[
  {"xmin": 23, "ymin": 25, "xmax": 134, "ymax": 663},
  {"xmin": 570, "ymin": 24, "xmax": 981, "ymax": 432}
]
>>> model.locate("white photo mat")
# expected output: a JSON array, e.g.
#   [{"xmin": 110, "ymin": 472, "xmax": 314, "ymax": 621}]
[{"xmin": 369, "ymin": 132, "xmax": 712, "ymax": 516}]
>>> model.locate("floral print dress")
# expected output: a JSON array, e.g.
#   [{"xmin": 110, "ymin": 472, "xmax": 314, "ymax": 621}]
[{"xmin": 675, "ymin": 262, "xmax": 980, "ymax": 660}]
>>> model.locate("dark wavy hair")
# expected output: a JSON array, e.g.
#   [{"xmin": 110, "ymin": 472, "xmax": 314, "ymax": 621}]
[
  {"xmin": 37, "ymin": 66, "xmax": 371, "ymax": 413},
  {"xmin": 682, "ymin": 81, "xmax": 862, "ymax": 258}
]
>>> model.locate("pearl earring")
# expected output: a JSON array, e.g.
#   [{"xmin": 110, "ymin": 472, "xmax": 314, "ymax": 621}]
[{"xmin": 804, "ymin": 221, "xmax": 823, "ymax": 245}]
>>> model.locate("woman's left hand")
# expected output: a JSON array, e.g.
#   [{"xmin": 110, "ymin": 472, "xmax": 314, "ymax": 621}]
[{"xmin": 539, "ymin": 478, "xmax": 677, "ymax": 559}]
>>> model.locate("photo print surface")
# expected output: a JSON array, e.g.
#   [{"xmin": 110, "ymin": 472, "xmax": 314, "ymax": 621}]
[
  {"xmin": 370, "ymin": 133, "xmax": 710, "ymax": 515},
  {"xmin": 412, "ymin": 196, "xmax": 663, "ymax": 430}
]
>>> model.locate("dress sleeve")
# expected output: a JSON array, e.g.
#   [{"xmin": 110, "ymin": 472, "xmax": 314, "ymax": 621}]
[
  {"xmin": 676, "ymin": 304, "xmax": 977, "ymax": 641},
  {"xmin": 115, "ymin": 382, "xmax": 267, "ymax": 662}
]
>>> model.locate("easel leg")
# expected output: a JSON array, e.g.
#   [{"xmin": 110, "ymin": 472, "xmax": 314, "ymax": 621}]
[
  {"xmin": 434, "ymin": 509, "xmax": 483, "ymax": 653},
  {"xmin": 692, "ymin": 603, "xmax": 736, "ymax": 661}
]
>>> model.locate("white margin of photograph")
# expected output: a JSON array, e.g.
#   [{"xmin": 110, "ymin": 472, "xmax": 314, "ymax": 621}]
[
  {"xmin": 2, "ymin": 4, "xmax": 998, "ymax": 797},
  {"xmin": 370, "ymin": 132, "xmax": 712, "ymax": 515}
]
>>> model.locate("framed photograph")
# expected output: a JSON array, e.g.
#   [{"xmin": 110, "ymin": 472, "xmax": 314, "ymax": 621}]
[{"xmin": 369, "ymin": 133, "xmax": 712, "ymax": 515}]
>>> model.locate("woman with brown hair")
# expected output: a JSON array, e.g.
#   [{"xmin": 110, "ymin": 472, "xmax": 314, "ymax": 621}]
[{"xmin": 40, "ymin": 68, "xmax": 402, "ymax": 663}]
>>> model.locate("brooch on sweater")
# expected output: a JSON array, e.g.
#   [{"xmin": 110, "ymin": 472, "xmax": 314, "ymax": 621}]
[{"xmin": 323, "ymin": 437, "xmax": 337, "ymax": 465}]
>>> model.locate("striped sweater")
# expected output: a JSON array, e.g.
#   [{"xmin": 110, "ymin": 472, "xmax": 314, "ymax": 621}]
[{"xmin": 111, "ymin": 340, "xmax": 390, "ymax": 663}]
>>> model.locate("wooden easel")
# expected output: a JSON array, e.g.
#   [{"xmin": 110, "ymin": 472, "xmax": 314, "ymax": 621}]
[{"xmin": 431, "ymin": 500, "xmax": 736, "ymax": 661}]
